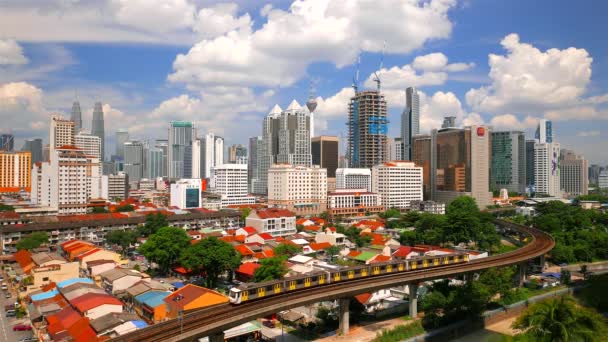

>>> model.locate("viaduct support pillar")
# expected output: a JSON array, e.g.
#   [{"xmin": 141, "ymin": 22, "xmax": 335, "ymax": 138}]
[
  {"xmin": 339, "ymin": 298, "xmax": 350, "ymax": 336},
  {"xmin": 208, "ymin": 332, "xmax": 225, "ymax": 342},
  {"xmin": 408, "ymin": 283, "xmax": 418, "ymax": 318},
  {"xmin": 518, "ymin": 262, "xmax": 527, "ymax": 287},
  {"xmin": 539, "ymin": 255, "xmax": 546, "ymax": 271}
]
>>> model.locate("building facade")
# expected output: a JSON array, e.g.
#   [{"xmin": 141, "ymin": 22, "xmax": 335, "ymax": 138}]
[
  {"xmin": 0, "ymin": 134, "xmax": 14, "ymax": 151},
  {"xmin": 75, "ymin": 131, "xmax": 102, "ymax": 160},
  {"xmin": 412, "ymin": 134, "xmax": 432, "ymax": 199},
  {"xmin": 401, "ymin": 87, "xmax": 420, "ymax": 161},
  {"xmin": 409, "ymin": 200, "xmax": 446, "ymax": 215},
  {"xmin": 50, "ymin": 115, "xmax": 75, "ymax": 154},
  {"xmin": 22, "ymin": 138, "xmax": 43, "ymax": 164},
  {"xmin": 246, "ymin": 209, "xmax": 296, "ymax": 237},
  {"xmin": 0, "ymin": 151, "xmax": 31, "ymax": 193},
  {"xmin": 372, "ymin": 161, "xmax": 423, "ymax": 210},
  {"xmin": 101, "ymin": 172, "xmax": 129, "ymax": 201},
  {"xmin": 70, "ymin": 101, "xmax": 82, "ymax": 133},
  {"xmin": 170, "ymin": 179, "xmax": 203, "ymax": 209},
  {"xmin": 201, "ymin": 133, "xmax": 224, "ymax": 179},
  {"xmin": 210, "ymin": 164, "xmax": 255, "ymax": 208},
  {"xmin": 327, "ymin": 189, "xmax": 384, "ymax": 218},
  {"xmin": 490, "ymin": 131, "xmax": 526, "ymax": 194},
  {"xmin": 268, "ymin": 164, "xmax": 327, "ymax": 216},
  {"xmin": 311, "ymin": 136, "xmax": 339, "ymax": 178},
  {"xmin": 248, "ymin": 136, "xmax": 262, "ymax": 193},
  {"xmin": 534, "ymin": 142, "xmax": 561, "ymax": 197},
  {"xmin": 525, "ymin": 139, "xmax": 536, "ymax": 190},
  {"xmin": 123, "ymin": 140, "xmax": 145, "ymax": 185},
  {"xmin": 336, "ymin": 168, "xmax": 372, "ymax": 192},
  {"xmin": 599, "ymin": 170, "xmax": 608, "ymax": 189},
  {"xmin": 115, "ymin": 129, "xmax": 129, "ymax": 160},
  {"xmin": 348, "ymin": 90, "xmax": 388, "ymax": 168},
  {"xmin": 228, "ymin": 144, "xmax": 247, "ymax": 164},
  {"xmin": 91, "ymin": 102, "xmax": 105, "ymax": 161},
  {"xmin": 168, "ymin": 121, "xmax": 196, "ymax": 179},
  {"xmin": 560, "ymin": 149, "xmax": 588, "ymax": 196}
]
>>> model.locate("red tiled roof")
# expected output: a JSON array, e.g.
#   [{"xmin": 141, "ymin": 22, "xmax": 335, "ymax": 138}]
[
  {"xmin": 173, "ymin": 266, "xmax": 192, "ymax": 275},
  {"xmin": 242, "ymin": 226, "xmax": 257, "ymax": 234},
  {"xmin": 75, "ymin": 248, "xmax": 101, "ymax": 260},
  {"xmin": 46, "ymin": 307, "xmax": 81, "ymax": 336},
  {"xmin": 0, "ymin": 212, "xmax": 20, "ymax": 219},
  {"xmin": 304, "ymin": 225, "xmax": 321, "ymax": 232},
  {"xmin": 68, "ymin": 317, "xmax": 97, "ymax": 342},
  {"xmin": 355, "ymin": 293, "xmax": 372, "ymax": 305},
  {"xmin": 71, "ymin": 293, "xmax": 123, "ymax": 313},
  {"xmin": 371, "ymin": 255, "xmax": 391, "ymax": 263},
  {"xmin": 257, "ymin": 233, "xmax": 274, "ymax": 240},
  {"xmin": 163, "ymin": 284, "xmax": 228, "ymax": 309},
  {"xmin": 311, "ymin": 218, "xmax": 326, "ymax": 225},
  {"xmin": 347, "ymin": 251, "xmax": 362, "ymax": 258},
  {"xmin": 392, "ymin": 246, "xmax": 413, "ymax": 258},
  {"xmin": 235, "ymin": 245, "xmax": 254, "ymax": 257},
  {"xmin": 57, "ymin": 145, "xmax": 80, "ymax": 150},
  {"xmin": 14, "ymin": 249, "xmax": 33, "ymax": 273},
  {"xmin": 309, "ymin": 242, "xmax": 331, "ymax": 251},
  {"xmin": 255, "ymin": 208, "xmax": 294, "ymax": 219},
  {"xmin": 235, "ymin": 262, "xmax": 260, "ymax": 277}
]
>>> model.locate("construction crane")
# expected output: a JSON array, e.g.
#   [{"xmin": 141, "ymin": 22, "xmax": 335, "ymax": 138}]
[
  {"xmin": 352, "ymin": 54, "xmax": 361, "ymax": 94},
  {"xmin": 372, "ymin": 41, "xmax": 387, "ymax": 92}
]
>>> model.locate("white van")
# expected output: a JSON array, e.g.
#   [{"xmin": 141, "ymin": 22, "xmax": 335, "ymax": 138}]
[{"xmin": 1, "ymin": 283, "xmax": 7, "ymax": 291}]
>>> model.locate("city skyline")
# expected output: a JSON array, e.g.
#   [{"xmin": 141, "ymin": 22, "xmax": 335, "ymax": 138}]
[{"xmin": 0, "ymin": 0, "xmax": 606, "ymax": 164}]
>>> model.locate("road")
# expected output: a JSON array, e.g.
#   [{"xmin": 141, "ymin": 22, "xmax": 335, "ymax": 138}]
[
  {"xmin": 110, "ymin": 220, "xmax": 554, "ymax": 342},
  {"xmin": 0, "ymin": 282, "xmax": 34, "ymax": 342}
]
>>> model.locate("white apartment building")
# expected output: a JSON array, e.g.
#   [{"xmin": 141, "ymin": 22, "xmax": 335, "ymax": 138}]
[
  {"xmin": 534, "ymin": 142, "xmax": 561, "ymax": 197},
  {"xmin": 31, "ymin": 146, "xmax": 101, "ymax": 215},
  {"xmin": 101, "ymin": 172, "xmax": 128, "ymax": 201},
  {"xmin": 409, "ymin": 200, "xmax": 446, "ymax": 215},
  {"xmin": 327, "ymin": 189, "xmax": 384, "ymax": 218},
  {"xmin": 202, "ymin": 133, "xmax": 224, "ymax": 179},
  {"xmin": 50, "ymin": 115, "xmax": 75, "ymax": 153},
  {"xmin": 210, "ymin": 164, "xmax": 255, "ymax": 208},
  {"xmin": 75, "ymin": 131, "xmax": 101, "ymax": 161},
  {"xmin": 268, "ymin": 164, "xmax": 327, "ymax": 216},
  {"xmin": 336, "ymin": 168, "xmax": 372, "ymax": 191},
  {"xmin": 372, "ymin": 161, "xmax": 423, "ymax": 210},
  {"xmin": 599, "ymin": 170, "xmax": 608, "ymax": 190},
  {"xmin": 245, "ymin": 208, "xmax": 296, "ymax": 237},
  {"xmin": 560, "ymin": 149, "xmax": 588, "ymax": 197},
  {"xmin": 170, "ymin": 179, "xmax": 202, "ymax": 209}
]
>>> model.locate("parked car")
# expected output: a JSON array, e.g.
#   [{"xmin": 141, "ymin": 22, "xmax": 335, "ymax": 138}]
[
  {"xmin": 13, "ymin": 324, "xmax": 32, "ymax": 331},
  {"xmin": 19, "ymin": 338, "xmax": 37, "ymax": 342},
  {"xmin": 6, "ymin": 310, "xmax": 16, "ymax": 317},
  {"xmin": 5, "ymin": 292, "xmax": 11, "ymax": 298},
  {"xmin": 262, "ymin": 320, "xmax": 276, "ymax": 329}
]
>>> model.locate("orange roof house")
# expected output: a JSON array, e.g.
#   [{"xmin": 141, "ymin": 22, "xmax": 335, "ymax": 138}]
[
  {"xmin": 235, "ymin": 263, "xmax": 261, "ymax": 282},
  {"xmin": 164, "ymin": 284, "xmax": 228, "ymax": 319},
  {"xmin": 15, "ymin": 249, "xmax": 34, "ymax": 274}
]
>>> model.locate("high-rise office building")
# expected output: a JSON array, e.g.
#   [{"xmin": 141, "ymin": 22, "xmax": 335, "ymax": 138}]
[
  {"xmin": 50, "ymin": 115, "xmax": 75, "ymax": 154},
  {"xmin": 168, "ymin": 121, "xmax": 196, "ymax": 179},
  {"xmin": 268, "ymin": 164, "xmax": 327, "ymax": 216},
  {"xmin": 101, "ymin": 172, "xmax": 128, "ymax": 201},
  {"xmin": 124, "ymin": 140, "xmax": 145, "ymax": 185},
  {"xmin": 170, "ymin": 179, "xmax": 203, "ymax": 209},
  {"xmin": 192, "ymin": 139, "xmax": 201, "ymax": 179},
  {"xmin": 372, "ymin": 161, "xmax": 423, "ymax": 209},
  {"xmin": 31, "ymin": 146, "xmax": 101, "ymax": 215},
  {"xmin": 155, "ymin": 139, "xmax": 168, "ymax": 178},
  {"xmin": 560, "ymin": 149, "xmax": 588, "ymax": 196},
  {"xmin": 91, "ymin": 102, "xmax": 105, "ymax": 161},
  {"xmin": 248, "ymin": 136, "xmax": 261, "ymax": 192},
  {"xmin": 253, "ymin": 101, "xmax": 312, "ymax": 194},
  {"xmin": 348, "ymin": 91, "xmax": 388, "ymax": 168},
  {"xmin": 201, "ymin": 133, "xmax": 224, "ymax": 179},
  {"xmin": 312, "ymin": 136, "xmax": 339, "ymax": 178},
  {"xmin": 0, "ymin": 134, "xmax": 14, "ymax": 151},
  {"xmin": 401, "ymin": 87, "xmax": 419, "ymax": 161},
  {"xmin": 0, "ymin": 151, "xmax": 31, "ymax": 193},
  {"xmin": 146, "ymin": 147, "xmax": 164, "ymax": 179},
  {"xmin": 412, "ymin": 134, "xmax": 432, "ymax": 199},
  {"xmin": 588, "ymin": 164, "xmax": 604, "ymax": 186},
  {"xmin": 535, "ymin": 119, "xmax": 553, "ymax": 144},
  {"xmin": 22, "ymin": 138, "xmax": 43, "ymax": 164},
  {"xmin": 441, "ymin": 116, "xmax": 457, "ymax": 129},
  {"xmin": 534, "ymin": 141, "xmax": 561, "ymax": 197},
  {"xmin": 491, "ymin": 131, "xmax": 526, "ymax": 194},
  {"xmin": 115, "ymin": 129, "xmax": 129, "ymax": 159},
  {"xmin": 335, "ymin": 168, "xmax": 372, "ymax": 192},
  {"xmin": 210, "ymin": 164, "xmax": 255, "ymax": 207},
  {"xmin": 430, "ymin": 125, "xmax": 493, "ymax": 207},
  {"xmin": 71, "ymin": 101, "xmax": 82, "ymax": 133},
  {"xmin": 599, "ymin": 170, "xmax": 608, "ymax": 189},
  {"xmin": 525, "ymin": 140, "xmax": 536, "ymax": 190},
  {"xmin": 228, "ymin": 144, "xmax": 247, "ymax": 164},
  {"xmin": 75, "ymin": 131, "xmax": 102, "ymax": 160}
]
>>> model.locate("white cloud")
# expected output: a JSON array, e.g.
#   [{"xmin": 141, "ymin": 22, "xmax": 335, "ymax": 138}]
[
  {"xmin": 489, "ymin": 114, "xmax": 538, "ymax": 130},
  {"xmin": 315, "ymin": 87, "xmax": 355, "ymax": 130},
  {"xmin": 545, "ymin": 106, "xmax": 608, "ymax": 121},
  {"xmin": 466, "ymin": 33, "xmax": 593, "ymax": 114},
  {"xmin": 193, "ymin": 3, "xmax": 251, "ymax": 39},
  {"xmin": 169, "ymin": 0, "xmax": 457, "ymax": 89},
  {"xmin": 419, "ymin": 91, "xmax": 467, "ymax": 132},
  {"xmin": 576, "ymin": 130, "xmax": 600, "ymax": 137},
  {"xmin": 0, "ymin": 39, "xmax": 28, "ymax": 65},
  {"xmin": 0, "ymin": 82, "xmax": 46, "ymax": 137},
  {"xmin": 412, "ymin": 52, "xmax": 448, "ymax": 71}
]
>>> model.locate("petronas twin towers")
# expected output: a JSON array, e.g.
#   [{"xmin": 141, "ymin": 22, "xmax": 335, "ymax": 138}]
[{"xmin": 71, "ymin": 100, "xmax": 105, "ymax": 161}]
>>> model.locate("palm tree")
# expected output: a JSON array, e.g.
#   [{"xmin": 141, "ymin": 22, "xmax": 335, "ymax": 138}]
[{"xmin": 513, "ymin": 296, "xmax": 607, "ymax": 341}]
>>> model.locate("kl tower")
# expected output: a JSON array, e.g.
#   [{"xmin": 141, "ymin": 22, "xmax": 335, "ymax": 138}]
[{"xmin": 306, "ymin": 82, "xmax": 317, "ymax": 138}]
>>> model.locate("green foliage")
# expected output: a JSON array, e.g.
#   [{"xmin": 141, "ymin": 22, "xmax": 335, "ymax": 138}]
[
  {"xmin": 581, "ymin": 273, "xmax": 608, "ymax": 312},
  {"xmin": 0, "ymin": 204, "xmax": 15, "ymax": 212},
  {"xmin": 319, "ymin": 211, "xmax": 331, "ymax": 222},
  {"xmin": 16, "ymin": 232, "xmax": 49, "ymax": 251},
  {"xmin": 273, "ymin": 243, "xmax": 301, "ymax": 258},
  {"xmin": 478, "ymin": 266, "xmax": 516, "ymax": 298},
  {"xmin": 91, "ymin": 206, "xmax": 109, "ymax": 213},
  {"xmin": 576, "ymin": 194, "xmax": 608, "ymax": 203},
  {"xmin": 240, "ymin": 207, "xmax": 251, "ymax": 221},
  {"xmin": 513, "ymin": 296, "xmax": 608, "ymax": 342},
  {"xmin": 324, "ymin": 245, "xmax": 341, "ymax": 261},
  {"xmin": 373, "ymin": 320, "xmax": 425, "ymax": 342},
  {"xmin": 381, "ymin": 208, "xmax": 401, "ymax": 219},
  {"xmin": 499, "ymin": 288, "xmax": 529, "ymax": 306},
  {"xmin": 138, "ymin": 227, "xmax": 190, "ymax": 274},
  {"xmin": 106, "ymin": 230, "xmax": 136, "ymax": 254},
  {"xmin": 138, "ymin": 212, "xmax": 169, "ymax": 236},
  {"xmin": 560, "ymin": 269, "xmax": 572, "ymax": 285},
  {"xmin": 180, "ymin": 237, "xmax": 241, "ymax": 288},
  {"xmin": 296, "ymin": 224, "xmax": 305, "ymax": 232},
  {"xmin": 115, "ymin": 204, "xmax": 135, "ymax": 212},
  {"xmin": 532, "ymin": 201, "xmax": 608, "ymax": 263},
  {"xmin": 253, "ymin": 256, "xmax": 288, "ymax": 282},
  {"xmin": 341, "ymin": 226, "xmax": 373, "ymax": 247}
]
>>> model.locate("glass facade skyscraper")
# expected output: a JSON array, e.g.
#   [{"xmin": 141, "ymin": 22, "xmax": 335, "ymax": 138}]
[
  {"xmin": 71, "ymin": 101, "xmax": 82, "ymax": 133},
  {"xmin": 168, "ymin": 121, "xmax": 196, "ymax": 179},
  {"xmin": 401, "ymin": 87, "xmax": 420, "ymax": 161},
  {"xmin": 91, "ymin": 102, "xmax": 105, "ymax": 161},
  {"xmin": 491, "ymin": 131, "xmax": 526, "ymax": 194}
]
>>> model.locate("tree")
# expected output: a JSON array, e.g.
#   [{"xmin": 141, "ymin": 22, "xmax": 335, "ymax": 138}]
[
  {"xmin": 106, "ymin": 230, "xmax": 136, "ymax": 255},
  {"xmin": 319, "ymin": 211, "xmax": 330, "ymax": 222},
  {"xmin": 478, "ymin": 266, "xmax": 515, "ymax": 299},
  {"xmin": 181, "ymin": 237, "xmax": 241, "ymax": 288},
  {"xmin": 138, "ymin": 212, "xmax": 169, "ymax": 236},
  {"xmin": 324, "ymin": 245, "xmax": 341, "ymax": 261},
  {"xmin": 273, "ymin": 243, "xmax": 301, "ymax": 258},
  {"xmin": 581, "ymin": 274, "xmax": 608, "ymax": 312},
  {"xmin": 0, "ymin": 204, "xmax": 14, "ymax": 212},
  {"xmin": 560, "ymin": 269, "xmax": 571, "ymax": 285},
  {"xmin": 381, "ymin": 208, "xmax": 401, "ymax": 219},
  {"xmin": 513, "ymin": 296, "xmax": 608, "ymax": 342},
  {"xmin": 580, "ymin": 264, "xmax": 589, "ymax": 280},
  {"xmin": 16, "ymin": 232, "xmax": 49, "ymax": 251},
  {"xmin": 115, "ymin": 204, "xmax": 135, "ymax": 212},
  {"xmin": 253, "ymin": 257, "xmax": 288, "ymax": 282},
  {"xmin": 240, "ymin": 207, "xmax": 251, "ymax": 221},
  {"xmin": 138, "ymin": 227, "xmax": 190, "ymax": 274},
  {"xmin": 91, "ymin": 206, "xmax": 109, "ymax": 213}
]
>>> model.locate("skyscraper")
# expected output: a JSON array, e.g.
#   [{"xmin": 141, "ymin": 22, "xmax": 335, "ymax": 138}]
[
  {"xmin": 560, "ymin": 149, "xmax": 588, "ymax": 196},
  {"xmin": 155, "ymin": 139, "xmax": 168, "ymax": 178},
  {"xmin": 401, "ymin": 87, "xmax": 419, "ymax": 161},
  {"xmin": 115, "ymin": 129, "xmax": 129, "ymax": 159},
  {"xmin": 0, "ymin": 151, "xmax": 31, "ymax": 193},
  {"xmin": 312, "ymin": 136, "xmax": 339, "ymax": 178},
  {"xmin": 75, "ymin": 131, "xmax": 102, "ymax": 160},
  {"xmin": 441, "ymin": 116, "xmax": 457, "ymax": 129},
  {"xmin": 348, "ymin": 90, "xmax": 388, "ymax": 168},
  {"xmin": 168, "ymin": 121, "xmax": 196, "ymax": 179},
  {"xmin": 525, "ymin": 140, "xmax": 536, "ymax": 190},
  {"xmin": 491, "ymin": 131, "xmax": 526, "ymax": 194},
  {"xmin": 228, "ymin": 144, "xmax": 247, "ymax": 164},
  {"xmin": 0, "ymin": 134, "xmax": 14, "ymax": 151},
  {"xmin": 535, "ymin": 119, "xmax": 553, "ymax": 143},
  {"xmin": 71, "ymin": 101, "xmax": 82, "ymax": 133},
  {"xmin": 412, "ymin": 134, "xmax": 432, "ymax": 198},
  {"xmin": 22, "ymin": 138, "xmax": 43, "ymax": 164},
  {"xmin": 124, "ymin": 140, "xmax": 145, "ymax": 185},
  {"xmin": 534, "ymin": 142, "xmax": 561, "ymax": 197},
  {"xmin": 589, "ymin": 164, "xmax": 603, "ymax": 185},
  {"xmin": 50, "ymin": 115, "xmax": 75, "ymax": 154},
  {"xmin": 91, "ymin": 102, "xmax": 105, "ymax": 161},
  {"xmin": 248, "ymin": 136, "xmax": 262, "ymax": 193},
  {"xmin": 201, "ymin": 133, "xmax": 224, "ymax": 179}
]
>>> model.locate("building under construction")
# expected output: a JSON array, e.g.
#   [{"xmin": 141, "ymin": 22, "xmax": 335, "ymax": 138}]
[{"xmin": 347, "ymin": 90, "xmax": 388, "ymax": 168}]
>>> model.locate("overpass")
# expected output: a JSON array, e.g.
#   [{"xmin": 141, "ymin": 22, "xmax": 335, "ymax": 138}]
[{"xmin": 111, "ymin": 220, "xmax": 554, "ymax": 342}]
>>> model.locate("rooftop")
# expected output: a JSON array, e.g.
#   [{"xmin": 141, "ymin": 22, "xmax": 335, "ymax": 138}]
[{"xmin": 163, "ymin": 284, "xmax": 228, "ymax": 310}]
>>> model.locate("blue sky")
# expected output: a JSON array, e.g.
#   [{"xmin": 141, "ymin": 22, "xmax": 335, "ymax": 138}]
[{"xmin": 0, "ymin": 0, "xmax": 606, "ymax": 164}]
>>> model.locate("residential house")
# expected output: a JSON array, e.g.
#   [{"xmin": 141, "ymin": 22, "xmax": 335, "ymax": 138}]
[
  {"xmin": 71, "ymin": 292, "xmax": 124, "ymax": 320},
  {"xmin": 314, "ymin": 228, "xmax": 346, "ymax": 246},
  {"xmin": 235, "ymin": 226, "xmax": 257, "ymax": 237},
  {"xmin": 16, "ymin": 250, "xmax": 80, "ymax": 294},
  {"xmin": 245, "ymin": 209, "xmax": 297, "ymax": 237},
  {"xmin": 245, "ymin": 233, "xmax": 275, "ymax": 244},
  {"xmin": 90, "ymin": 312, "xmax": 140, "ymax": 337},
  {"xmin": 99, "ymin": 267, "xmax": 147, "ymax": 294},
  {"xmin": 76, "ymin": 248, "xmax": 123, "ymax": 269},
  {"xmin": 235, "ymin": 263, "xmax": 260, "ymax": 282},
  {"xmin": 134, "ymin": 291, "xmax": 171, "ymax": 323},
  {"xmin": 163, "ymin": 284, "xmax": 229, "ymax": 319}
]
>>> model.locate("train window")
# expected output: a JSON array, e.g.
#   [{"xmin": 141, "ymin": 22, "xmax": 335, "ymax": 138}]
[
  {"xmin": 266, "ymin": 285, "xmax": 273, "ymax": 291},
  {"xmin": 297, "ymin": 279, "xmax": 303, "ymax": 284}
]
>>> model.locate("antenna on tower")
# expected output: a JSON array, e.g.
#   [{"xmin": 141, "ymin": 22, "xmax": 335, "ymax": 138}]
[
  {"xmin": 352, "ymin": 53, "xmax": 361, "ymax": 93},
  {"xmin": 372, "ymin": 41, "xmax": 387, "ymax": 92}
]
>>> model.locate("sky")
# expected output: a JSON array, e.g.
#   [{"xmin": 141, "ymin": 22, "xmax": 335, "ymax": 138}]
[{"xmin": 0, "ymin": 0, "xmax": 606, "ymax": 164}]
